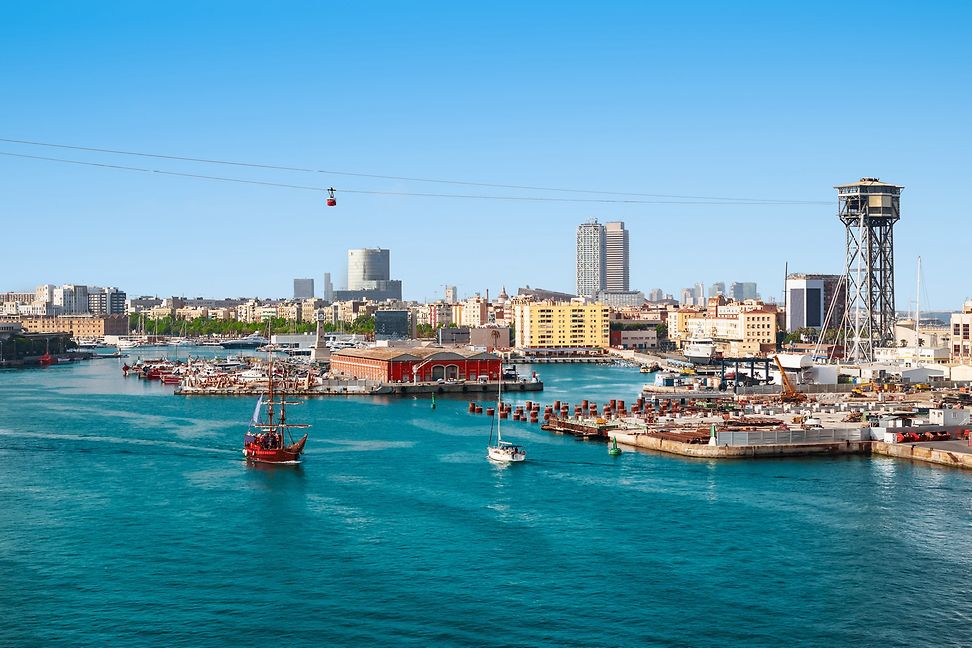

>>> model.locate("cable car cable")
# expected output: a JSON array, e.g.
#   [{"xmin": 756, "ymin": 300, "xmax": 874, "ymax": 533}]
[
  {"xmin": 0, "ymin": 136, "xmax": 829, "ymax": 205},
  {"xmin": 0, "ymin": 150, "xmax": 827, "ymax": 206}
]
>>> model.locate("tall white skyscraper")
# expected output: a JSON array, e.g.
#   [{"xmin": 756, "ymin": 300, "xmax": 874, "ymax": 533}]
[
  {"xmin": 444, "ymin": 286, "xmax": 458, "ymax": 304},
  {"xmin": 576, "ymin": 220, "xmax": 606, "ymax": 298},
  {"xmin": 604, "ymin": 221, "xmax": 629, "ymax": 292}
]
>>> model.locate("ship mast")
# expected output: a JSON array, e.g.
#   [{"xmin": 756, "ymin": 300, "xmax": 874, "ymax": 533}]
[
  {"xmin": 279, "ymin": 360, "xmax": 287, "ymax": 446},
  {"xmin": 266, "ymin": 350, "xmax": 275, "ymax": 430}
]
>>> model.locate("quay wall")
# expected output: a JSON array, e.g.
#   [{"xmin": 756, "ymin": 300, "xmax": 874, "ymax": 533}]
[
  {"xmin": 871, "ymin": 441, "xmax": 972, "ymax": 470},
  {"xmin": 612, "ymin": 431, "xmax": 972, "ymax": 471},
  {"xmin": 612, "ymin": 431, "xmax": 869, "ymax": 459}
]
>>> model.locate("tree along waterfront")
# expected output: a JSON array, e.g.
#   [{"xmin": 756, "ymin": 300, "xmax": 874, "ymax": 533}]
[
  {"xmin": 0, "ymin": 333, "xmax": 75, "ymax": 361},
  {"xmin": 128, "ymin": 314, "xmax": 378, "ymax": 337}
]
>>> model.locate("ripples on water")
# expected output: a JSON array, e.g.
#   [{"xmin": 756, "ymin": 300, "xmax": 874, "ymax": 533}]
[{"xmin": 1, "ymin": 359, "xmax": 971, "ymax": 646}]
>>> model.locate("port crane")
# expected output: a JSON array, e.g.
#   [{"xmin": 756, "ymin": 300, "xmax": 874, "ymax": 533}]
[{"xmin": 773, "ymin": 354, "xmax": 806, "ymax": 404}]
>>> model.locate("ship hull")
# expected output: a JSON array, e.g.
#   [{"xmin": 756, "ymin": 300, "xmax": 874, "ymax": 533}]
[
  {"xmin": 487, "ymin": 446, "xmax": 526, "ymax": 462},
  {"xmin": 243, "ymin": 434, "xmax": 308, "ymax": 464}
]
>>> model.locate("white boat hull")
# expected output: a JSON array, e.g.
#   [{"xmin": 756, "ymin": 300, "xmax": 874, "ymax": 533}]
[{"xmin": 487, "ymin": 446, "xmax": 526, "ymax": 462}]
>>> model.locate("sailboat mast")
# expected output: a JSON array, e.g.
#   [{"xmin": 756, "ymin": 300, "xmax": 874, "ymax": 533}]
[
  {"xmin": 915, "ymin": 256, "xmax": 921, "ymax": 362},
  {"xmin": 496, "ymin": 357, "xmax": 502, "ymax": 444}
]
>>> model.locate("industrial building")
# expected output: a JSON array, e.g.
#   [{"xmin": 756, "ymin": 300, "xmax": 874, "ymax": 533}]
[
  {"xmin": 610, "ymin": 328, "xmax": 658, "ymax": 350},
  {"xmin": 330, "ymin": 347, "xmax": 501, "ymax": 383}
]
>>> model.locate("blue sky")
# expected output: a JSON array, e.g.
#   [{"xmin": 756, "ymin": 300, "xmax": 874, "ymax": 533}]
[{"xmin": 1, "ymin": 1, "xmax": 969, "ymax": 309}]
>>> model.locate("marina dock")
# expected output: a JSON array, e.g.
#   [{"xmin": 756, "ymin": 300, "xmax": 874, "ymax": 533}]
[{"xmin": 466, "ymin": 389, "xmax": 972, "ymax": 471}]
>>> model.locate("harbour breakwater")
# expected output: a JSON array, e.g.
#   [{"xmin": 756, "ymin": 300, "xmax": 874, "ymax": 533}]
[{"xmin": 464, "ymin": 393, "xmax": 972, "ymax": 471}]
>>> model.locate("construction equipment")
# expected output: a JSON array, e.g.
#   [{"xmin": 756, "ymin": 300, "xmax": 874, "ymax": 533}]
[{"xmin": 773, "ymin": 355, "xmax": 807, "ymax": 404}]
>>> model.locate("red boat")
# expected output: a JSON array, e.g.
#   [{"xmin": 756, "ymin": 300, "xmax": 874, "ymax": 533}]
[
  {"xmin": 38, "ymin": 353, "xmax": 56, "ymax": 366},
  {"xmin": 243, "ymin": 355, "xmax": 310, "ymax": 465}
]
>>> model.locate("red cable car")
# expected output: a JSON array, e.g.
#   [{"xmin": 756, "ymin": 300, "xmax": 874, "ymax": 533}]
[{"xmin": 325, "ymin": 187, "xmax": 337, "ymax": 207}]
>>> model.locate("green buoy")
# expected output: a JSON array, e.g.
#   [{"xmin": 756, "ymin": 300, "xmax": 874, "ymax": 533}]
[{"xmin": 608, "ymin": 436, "xmax": 622, "ymax": 456}]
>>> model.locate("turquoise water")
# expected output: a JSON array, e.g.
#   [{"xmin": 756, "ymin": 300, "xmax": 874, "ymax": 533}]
[{"xmin": 2, "ymin": 354, "xmax": 971, "ymax": 647}]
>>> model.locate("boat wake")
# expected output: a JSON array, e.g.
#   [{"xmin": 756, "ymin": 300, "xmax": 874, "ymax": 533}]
[{"xmin": 0, "ymin": 429, "xmax": 238, "ymax": 457}]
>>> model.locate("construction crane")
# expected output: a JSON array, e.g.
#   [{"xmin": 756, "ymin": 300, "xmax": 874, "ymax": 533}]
[{"xmin": 773, "ymin": 355, "xmax": 807, "ymax": 404}]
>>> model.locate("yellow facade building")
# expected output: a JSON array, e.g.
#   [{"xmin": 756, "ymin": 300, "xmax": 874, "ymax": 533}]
[{"xmin": 512, "ymin": 301, "xmax": 610, "ymax": 349}]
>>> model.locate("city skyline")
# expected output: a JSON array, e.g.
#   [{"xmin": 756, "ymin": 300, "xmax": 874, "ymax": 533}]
[{"xmin": 1, "ymin": 4, "xmax": 969, "ymax": 308}]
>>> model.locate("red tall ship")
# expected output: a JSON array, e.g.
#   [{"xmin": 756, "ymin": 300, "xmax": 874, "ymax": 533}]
[{"xmin": 243, "ymin": 357, "xmax": 309, "ymax": 464}]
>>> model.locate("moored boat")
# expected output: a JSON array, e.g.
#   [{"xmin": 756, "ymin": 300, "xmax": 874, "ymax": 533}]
[
  {"xmin": 222, "ymin": 334, "xmax": 269, "ymax": 349},
  {"xmin": 683, "ymin": 337, "xmax": 716, "ymax": 365}
]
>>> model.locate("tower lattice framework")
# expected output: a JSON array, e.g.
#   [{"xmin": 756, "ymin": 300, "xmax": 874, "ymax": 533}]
[{"xmin": 837, "ymin": 178, "xmax": 902, "ymax": 363}]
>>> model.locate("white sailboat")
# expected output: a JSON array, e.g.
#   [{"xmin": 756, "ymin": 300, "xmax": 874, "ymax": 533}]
[{"xmin": 487, "ymin": 365, "xmax": 525, "ymax": 463}]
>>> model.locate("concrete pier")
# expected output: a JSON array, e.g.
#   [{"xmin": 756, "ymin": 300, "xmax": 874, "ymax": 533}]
[
  {"xmin": 871, "ymin": 440, "xmax": 972, "ymax": 470},
  {"xmin": 612, "ymin": 430, "xmax": 870, "ymax": 459},
  {"xmin": 610, "ymin": 430, "xmax": 972, "ymax": 470}
]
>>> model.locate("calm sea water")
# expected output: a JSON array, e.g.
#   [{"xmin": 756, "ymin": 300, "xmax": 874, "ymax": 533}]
[{"xmin": 1, "ymin": 352, "xmax": 971, "ymax": 647}]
